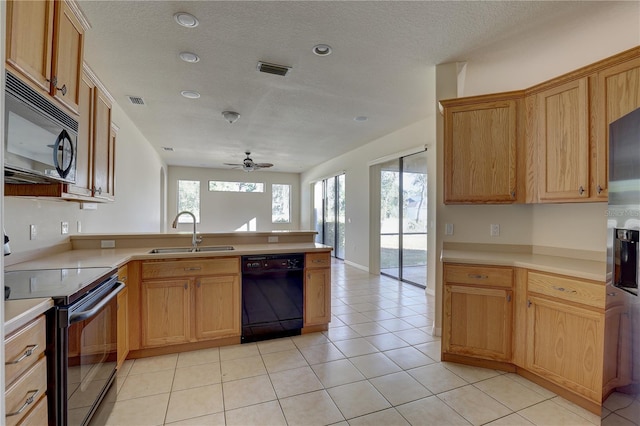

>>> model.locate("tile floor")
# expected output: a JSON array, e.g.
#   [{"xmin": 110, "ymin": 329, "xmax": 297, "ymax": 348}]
[{"xmin": 106, "ymin": 260, "xmax": 630, "ymax": 425}]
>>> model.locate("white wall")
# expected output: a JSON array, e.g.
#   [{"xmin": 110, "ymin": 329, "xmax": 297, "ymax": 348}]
[
  {"xmin": 4, "ymin": 102, "xmax": 165, "ymax": 254},
  {"xmin": 167, "ymin": 166, "xmax": 301, "ymax": 233}
]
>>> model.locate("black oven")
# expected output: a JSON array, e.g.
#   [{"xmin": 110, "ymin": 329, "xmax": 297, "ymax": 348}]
[{"xmin": 4, "ymin": 267, "xmax": 123, "ymax": 426}]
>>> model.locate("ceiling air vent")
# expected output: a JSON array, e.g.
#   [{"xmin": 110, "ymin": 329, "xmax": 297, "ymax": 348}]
[
  {"xmin": 127, "ymin": 95, "xmax": 145, "ymax": 105},
  {"xmin": 257, "ymin": 61, "xmax": 291, "ymax": 77}
]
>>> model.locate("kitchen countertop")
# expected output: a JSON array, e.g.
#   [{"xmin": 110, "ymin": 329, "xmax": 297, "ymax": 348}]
[
  {"xmin": 5, "ymin": 298, "xmax": 53, "ymax": 335},
  {"xmin": 441, "ymin": 248, "xmax": 607, "ymax": 282}
]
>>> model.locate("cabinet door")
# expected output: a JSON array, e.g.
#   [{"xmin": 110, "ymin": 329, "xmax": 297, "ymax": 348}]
[
  {"xmin": 51, "ymin": 0, "xmax": 84, "ymax": 113},
  {"xmin": 66, "ymin": 71, "xmax": 94, "ymax": 197},
  {"xmin": 526, "ymin": 295, "xmax": 604, "ymax": 402},
  {"xmin": 537, "ymin": 78, "xmax": 590, "ymax": 201},
  {"xmin": 92, "ymin": 88, "xmax": 114, "ymax": 201},
  {"xmin": 141, "ymin": 279, "xmax": 190, "ymax": 347},
  {"xmin": 194, "ymin": 275, "xmax": 241, "ymax": 340},
  {"xmin": 594, "ymin": 57, "xmax": 640, "ymax": 200},
  {"xmin": 304, "ymin": 268, "xmax": 331, "ymax": 326},
  {"xmin": 117, "ymin": 286, "xmax": 129, "ymax": 368},
  {"xmin": 443, "ymin": 285, "xmax": 512, "ymax": 361},
  {"xmin": 444, "ymin": 99, "xmax": 518, "ymax": 203},
  {"xmin": 5, "ymin": 0, "xmax": 54, "ymax": 92}
]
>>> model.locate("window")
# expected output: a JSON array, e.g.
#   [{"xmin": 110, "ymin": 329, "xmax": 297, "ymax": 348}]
[
  {"xmin": 177, "ymin": 180, "xmax": 200, "ymax": 223},
  {"xmin": 208, "ymin": 181, "xmax": 264, "ymax": 192},
  {"xmin": 272, "ymin": 184, "xmax": 291, "ymax": 223}
]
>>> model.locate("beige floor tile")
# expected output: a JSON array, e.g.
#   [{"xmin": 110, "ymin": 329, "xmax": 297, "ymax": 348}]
[
  {"xmin": 291, "ymin": 332, "xmax": 330, "ymax": 348},
  {"xmin": 299, "ymin": 342, "xmax": 346, "ymax": 365},
  {"xmin": 219, "ymin": 343, "xmax": 259, "ymax": 361},
  {"xmin": 129, "ymin": 354, "xmax": 178, "ymax": 375},
  {"xmin": 347, "ymin": 408, "xmax": 410, "ymax": 426},
  {"xmin": 442, "ymin": 361, "xmax": 501, "ymax": 383},
  {"xmin": 312, "ymin": 358, "xmax": 366, "ymax": 388},
  {"xmin": 365, "ymin": 333, "xmax": 411, "ymax": 351},
  {"xmin": 614, "ymin": 399, "xmax": 640, "ymax": 424},
  {"xmin": 220, "ymin": 355, "xmax": 266, "ymax": 381},
  {"xmin": 402, "ymin": 314, "xmax": 431, "ymax": 328},
  {"xmin": 225, "ymin": 400, "xmax": 287, "ymax": 426},
  {"xmin": 164, "ymin": 412, "xmax": 226, "ymax": 425},
  {"xmin": 116, "ymin": 369, "xmax": 174, "ymax": 401},
  {"xmin": 362, "ymin": 309, "xmax": 397, "ymax": 321},
  {"xmin": 439, "ymin": 384, "xmax": 512, "ymax": 425},
  {"xmin": 504, "ymin": 373, "xmax": 556, "ymax": 399},
  {"xmin": 377, "ymin": 318, "xmax": 415, "ymax": 332},
  {"xmin": 257, "ymin": 337, "xmax": 297, "ymax": 354},
  {"xmin": 176, "ymin": 347, "xmax": 220, "ymax": 368},
  {"xmin": 604, "ymin": 392, "xmax": 636, "ymax": 412},
  {"xmin": 414, "ymin": 341, "xmax": 442, "ymax": 361},
  {"xmin": 349, "ymin": 352, "xmax": 402, "ymax": 378},
  {"xmin": 165, "ymin": 384, "xmax": 224, "ymax": 423},
  {"xmin": 383, "ymin": 346, "xmax": 436, "ymax": 370},
  {"xmin": 396, "ymin": 395, "xmax": 470, "ymax": 425},
  {"xmin": 105, "ymin": 393, "xmax": 170, "ymax": 426},
  {"xmin": 518, "ymin": 399, "xmax": 598, "ymax": 426},
  {"xmin": 349, "ymin": 321, "xmax": 389, "ymax": 336},
  {"xmin": 324, "ymin": 325, "xmax": 361, "ymax": 341},
  {"xmin": 280, "ymin": 390, "xmax": 345, "ymax": 426},
  {"xmin": 172, "ymin": 362, "xmax": 222, "ymax": 391},
  {"xmin": 336, "ymin": 312, "xmax": 372, "ymax": 325},
  {"xmin": 333, "ymin": 337, "xmax": 380, "ymax": 357},
  {"xmin": 407, "ymin": 363, "xmax": 468, "ymax": 394},
  {"xmin": 327, "ymin": 380, "xmax": 391, "ymax": 419},
  {"xmin": 222, "ymin": 375, "xmax": 277, "ymax": 410},
  {"xmin": 484, "ymin": 413, "xmax": 535, "ymax": 425},
  {"xmin": 369, "ymin": 371, "xmax": 432, "ymax": 406},
  {"xmin": 551, "ymin": 396, "xmax": 601, "ymax": 424},
  {"xmin": 269, "ymin": 365, "xmax": 324, "ymax": 398},
  {"xmin": 474, "ymin": 375, "xmax": 547, "ymax": 411},
  {"xmin": 349, "ymin": 302, "xmax": 378, "ymax": 312},
  {"xmin": 393, "ymin": 328, "xmax": 432, "ymax": 345},
  {"xmin": 601, "ymin": 413, "xmax": 638, "ymax": 426},
  {"xmin": 117, "ymin": 359, "xmax": 134, "ymax": 378},
  {"xmin": 332, "ymin": 304, "xmax": 358, "ymax": 315},
  {"xmin": 261, "ymin": 348, "xmax": 309, "ymax": 373}
]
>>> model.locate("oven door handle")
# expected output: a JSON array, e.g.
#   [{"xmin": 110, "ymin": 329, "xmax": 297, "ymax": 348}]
[{"xmin": 69, "ymin": 282, "xmax": 125, "ymax": 324}]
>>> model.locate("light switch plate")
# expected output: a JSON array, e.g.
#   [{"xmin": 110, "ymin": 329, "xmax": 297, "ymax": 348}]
[
  {"xmin": 29, "ymin": 224, "xmax": 37, "ymax": 240},
  {"xmin": 490, "ymin": 224, "xmax": 500, "ymax": 237},
  {"xmin": 445, "ymin": 223, "xmax": 454, "ymax": 236},
  {"xmin": 61, "ymin": 221, "xmax": 69, "ymax": 235}
]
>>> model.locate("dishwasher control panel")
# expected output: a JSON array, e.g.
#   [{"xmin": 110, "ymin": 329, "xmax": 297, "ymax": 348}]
[{"xmin": 242, "ymin": 254, "xmax": 304, "ymax": 272}]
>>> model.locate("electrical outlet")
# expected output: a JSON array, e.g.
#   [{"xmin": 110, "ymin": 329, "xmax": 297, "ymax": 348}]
[
  {"xmin": 77, "ymin": 221, "xmax": 82, "ymax": 233},
  {"xmin": 445, "ymin": 223, "xmax": 454, "ymax": 236},
  {"xmin": 490, "ymin": 224, "xmax": 500, "ymax": 237},
  {"xmin": 61, "ymin": 221, "xmax": 69, "ymax": 235},
  {"xmin": 101, "ymin": 240, "xmax": 116, "ymax": 248},
  {"xmin": 268, "ymin": 236, "xmax": 279, "ymax": 243},
  {"xmin": 29, "ymin": 224, "xmax": 37, "ymax": 240}
]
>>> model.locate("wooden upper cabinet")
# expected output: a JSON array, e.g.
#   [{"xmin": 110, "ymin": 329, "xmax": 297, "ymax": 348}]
[
  {"xmin": 66, "ymin": 71, "xmax": 94, "ymax": 197},
  {"xmin": 92, "ymin": 89, "xmax": 114, "ymax": 201},
  {"xmin": 5, "ymin": 0, "xmax": 55, "ymax": 92},
  {"xmin": 593, "ymin": 55, "xmax": 640, "ymax": 200},
  {"xmin": 535, "ymin": 78, "xmax": 590, "ymax": 201},
  {"xmin": 5, "ymin": 0, "xmax": 86, "ymax": 115},
  {"xmin": 442, "ymin": 94, "xmax": 523, "ymax": 204}
]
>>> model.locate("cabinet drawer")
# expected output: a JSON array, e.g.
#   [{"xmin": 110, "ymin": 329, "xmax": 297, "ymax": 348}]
[
  {"xmin": 5, "ymin": 357, "xmax": 47, "ymax": 426},
  {"xmin": 444, "ymin": 264, "xmax": 513, "ymax": 288},
  {"xmin": 5, "ymin": 315, "xmax": 46, "ymax": 386},
  {"xmin": 527, "ymin": 271, "xmax": 605, "ymax": 308},
  {"xmin": 15, "ymin": 395, "xmax": 47, "ymax": 426},
  {"xmin": 142, "ymin": 257, "xmax": 240, "ymax": 279},
  {"xmin": 306, "ymin": 252, "xmax": 331, "ymax": 268}
]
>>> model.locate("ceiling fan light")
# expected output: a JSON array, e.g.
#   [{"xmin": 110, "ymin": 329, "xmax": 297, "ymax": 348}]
[{"xmin": 222, "ymin": 110, "xmax": 240, "ymax": 124}]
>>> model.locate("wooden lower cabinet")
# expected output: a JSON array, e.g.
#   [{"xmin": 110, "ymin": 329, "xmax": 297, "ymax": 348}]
[
  {"xmin": 525, "ymin": 295, "xmax": 604, "ymax": 403},
  {"xmin": 304, "ymin": 252, "xmax": 331, "ymax": 327},
  {"xmin": 141, "ymin": 279, "xmax": 191, "ymax": 347},
  {"xmin": 194, "ymin": 275, "xmax": 240, "ymax": 340},
  {"xmin": 444, "ymin": 285, "xmax": 512, "ymax": 361},
  {"xmin": 116, "ymin": 286, "xmax": 129, "ymax": 368}
]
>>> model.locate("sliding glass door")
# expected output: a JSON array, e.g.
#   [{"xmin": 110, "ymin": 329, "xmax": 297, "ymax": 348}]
[
  {"xmin": 314, "ymin": 174, "xmax": 345, "ymax": 259},
  {"xmin": 380, "ymin": 151, "xmax": 427, "ymax": 287}
]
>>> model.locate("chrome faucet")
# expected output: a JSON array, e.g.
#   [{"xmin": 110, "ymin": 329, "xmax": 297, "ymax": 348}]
[{"xmin": 172, "ymin": 211, "xmax": 202, "ymax": 249}]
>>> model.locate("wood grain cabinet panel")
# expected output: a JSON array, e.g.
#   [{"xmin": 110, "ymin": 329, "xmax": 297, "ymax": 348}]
[
  {"xmin": 442, "ymin": 95, "xmax": 522, "ymax": 204},
  {"xmin": 5, "ymin": 356, "xmax": 47, "ymax": 426},
  {"xmin": 117, "ymin": 265, "xmax": 129, "ymax": 368},
  {"xmin": 51, "ymin": 0, "xmax": 84, "ymax": 113},
  {"xmin": 304, "ymin": 268, "xmax": 331, "ymax": 326},
  {"xmin": 141, "ymin": 279, "xmax": 191, "ymax": 347},
  {"xmin": 194, "ymin": 275, "xmax": 241, "ymax": 340},
  {"xmin": 536, "ymin": 78, "xmax": 590, "ymax": 201}
]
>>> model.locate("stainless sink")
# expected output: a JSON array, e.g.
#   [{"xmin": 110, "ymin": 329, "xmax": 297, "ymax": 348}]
[{"xmin": 148, "ymin": 246, "xmax": 234, "ymax": 254}]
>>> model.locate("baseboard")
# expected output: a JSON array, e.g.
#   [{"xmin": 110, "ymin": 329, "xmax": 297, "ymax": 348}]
[
  {"xmin": 431, "ymin": 325, "xmax": 442, "ymax": 337},
  {"xmin": 425, "ymin": 286, "xmax": 435, "ymax": 296},
  {"xmin": 343, "ymin": 260, "xmax": 369, "ymax": 272}
]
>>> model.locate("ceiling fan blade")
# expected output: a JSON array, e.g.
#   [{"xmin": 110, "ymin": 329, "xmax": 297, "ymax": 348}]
[
  {"xmin": 223, "ymin": 162, "xmax": 244, "ymax": 166},
  {"xmin": 254, "ymin": 163, "xmax": 273, "ymax": 168}
]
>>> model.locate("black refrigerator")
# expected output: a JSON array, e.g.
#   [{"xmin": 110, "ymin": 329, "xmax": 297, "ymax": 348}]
[{"xmin": 603, "ymin": 106, "xmax": 640, "ymax": 424}]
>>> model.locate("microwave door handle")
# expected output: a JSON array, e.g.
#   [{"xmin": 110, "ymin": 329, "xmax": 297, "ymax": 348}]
[
  {"xmin": 53, "ymin": 129, "xmax": 74, "ymax": 179},
  {"xmin": 68, "ymin": 282, "xmax": 125, "ymax": 324}
]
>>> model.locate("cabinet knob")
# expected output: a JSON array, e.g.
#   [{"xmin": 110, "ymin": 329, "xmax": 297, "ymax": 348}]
[
  {"xmin": 467, "ymin": 274, "xmax": 488, "ymax": 280},
  {"xmin": 506, "ymin": 294, "xmax": 512, "ymax": 302},
  {"xmin": 597, "ymin": 185, "xmax": 603, "ymax": 194},
  {"xmin": 93, "ymin": 186, "xmax": 103, "ymax": 195},
  {"xmin": 578, "ymin": 186, "xmax": 585, "ymax": 195},
  {"xmin": 510, "ymin": 190, "xmax": 516, "ymax": 199},
  {"xmin": 527, "ymin": 300, "xmax": 532, "ymax": 308},
  {"xmin": 48, "ymin": 76, "xmax": 67, "ymax": 96},
  {"xmin": 184, "ymin": 284, "xmax": 188, "ymax": 290}
]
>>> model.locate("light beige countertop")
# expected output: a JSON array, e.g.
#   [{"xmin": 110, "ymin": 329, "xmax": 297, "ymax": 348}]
[
  {"xmin": 6, "ymin": 243, "xmax": 332, "ymax": 271},
  {"xmin": 5, "ymin": 298, "xmax": 53, "ymax": 335},
  {"xmin": 441, "ymin": 248, "xmax": 606, "ymax": 282}
]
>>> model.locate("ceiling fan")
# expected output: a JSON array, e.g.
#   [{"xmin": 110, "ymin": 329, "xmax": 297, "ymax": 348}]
[{"xmin": 224, "ymin": 152, "xmax": 274, "ymax": 172}]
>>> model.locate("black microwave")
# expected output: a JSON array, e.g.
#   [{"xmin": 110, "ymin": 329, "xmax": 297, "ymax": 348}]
[{"xmin": 4, "ymin": 71, "xmax": 78, "ymax": 184}]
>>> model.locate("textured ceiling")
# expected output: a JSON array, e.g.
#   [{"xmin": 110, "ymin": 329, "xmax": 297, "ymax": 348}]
[{"xmin": 78, "ymin": 1, "xmax": 610, "ymax": 173}]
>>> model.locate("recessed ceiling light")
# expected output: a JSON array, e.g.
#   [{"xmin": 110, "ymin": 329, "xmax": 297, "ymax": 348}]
[
  {"xmin": 174, "ymin": 12, "xmax": 199, "ymax": 28},
  {"xmin": 179, "ymin": 52, "xmax": 200, "ymax": 63},
  {"xmin": 354, "ymin": 116, "xmax": 368, "ymax": 122},
  {"xmin": 181, "ymin": 90, "xmax": 201, "ymax": 99},
  {"xmin": 313, "ymin": 44, "xmax": 332, "ymax": 56}
]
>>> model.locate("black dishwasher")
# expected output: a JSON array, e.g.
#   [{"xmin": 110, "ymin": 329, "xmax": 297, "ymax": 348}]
[{"xmin": 241, "ymin": 254, "xmax": 304, "ymax": 343}]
